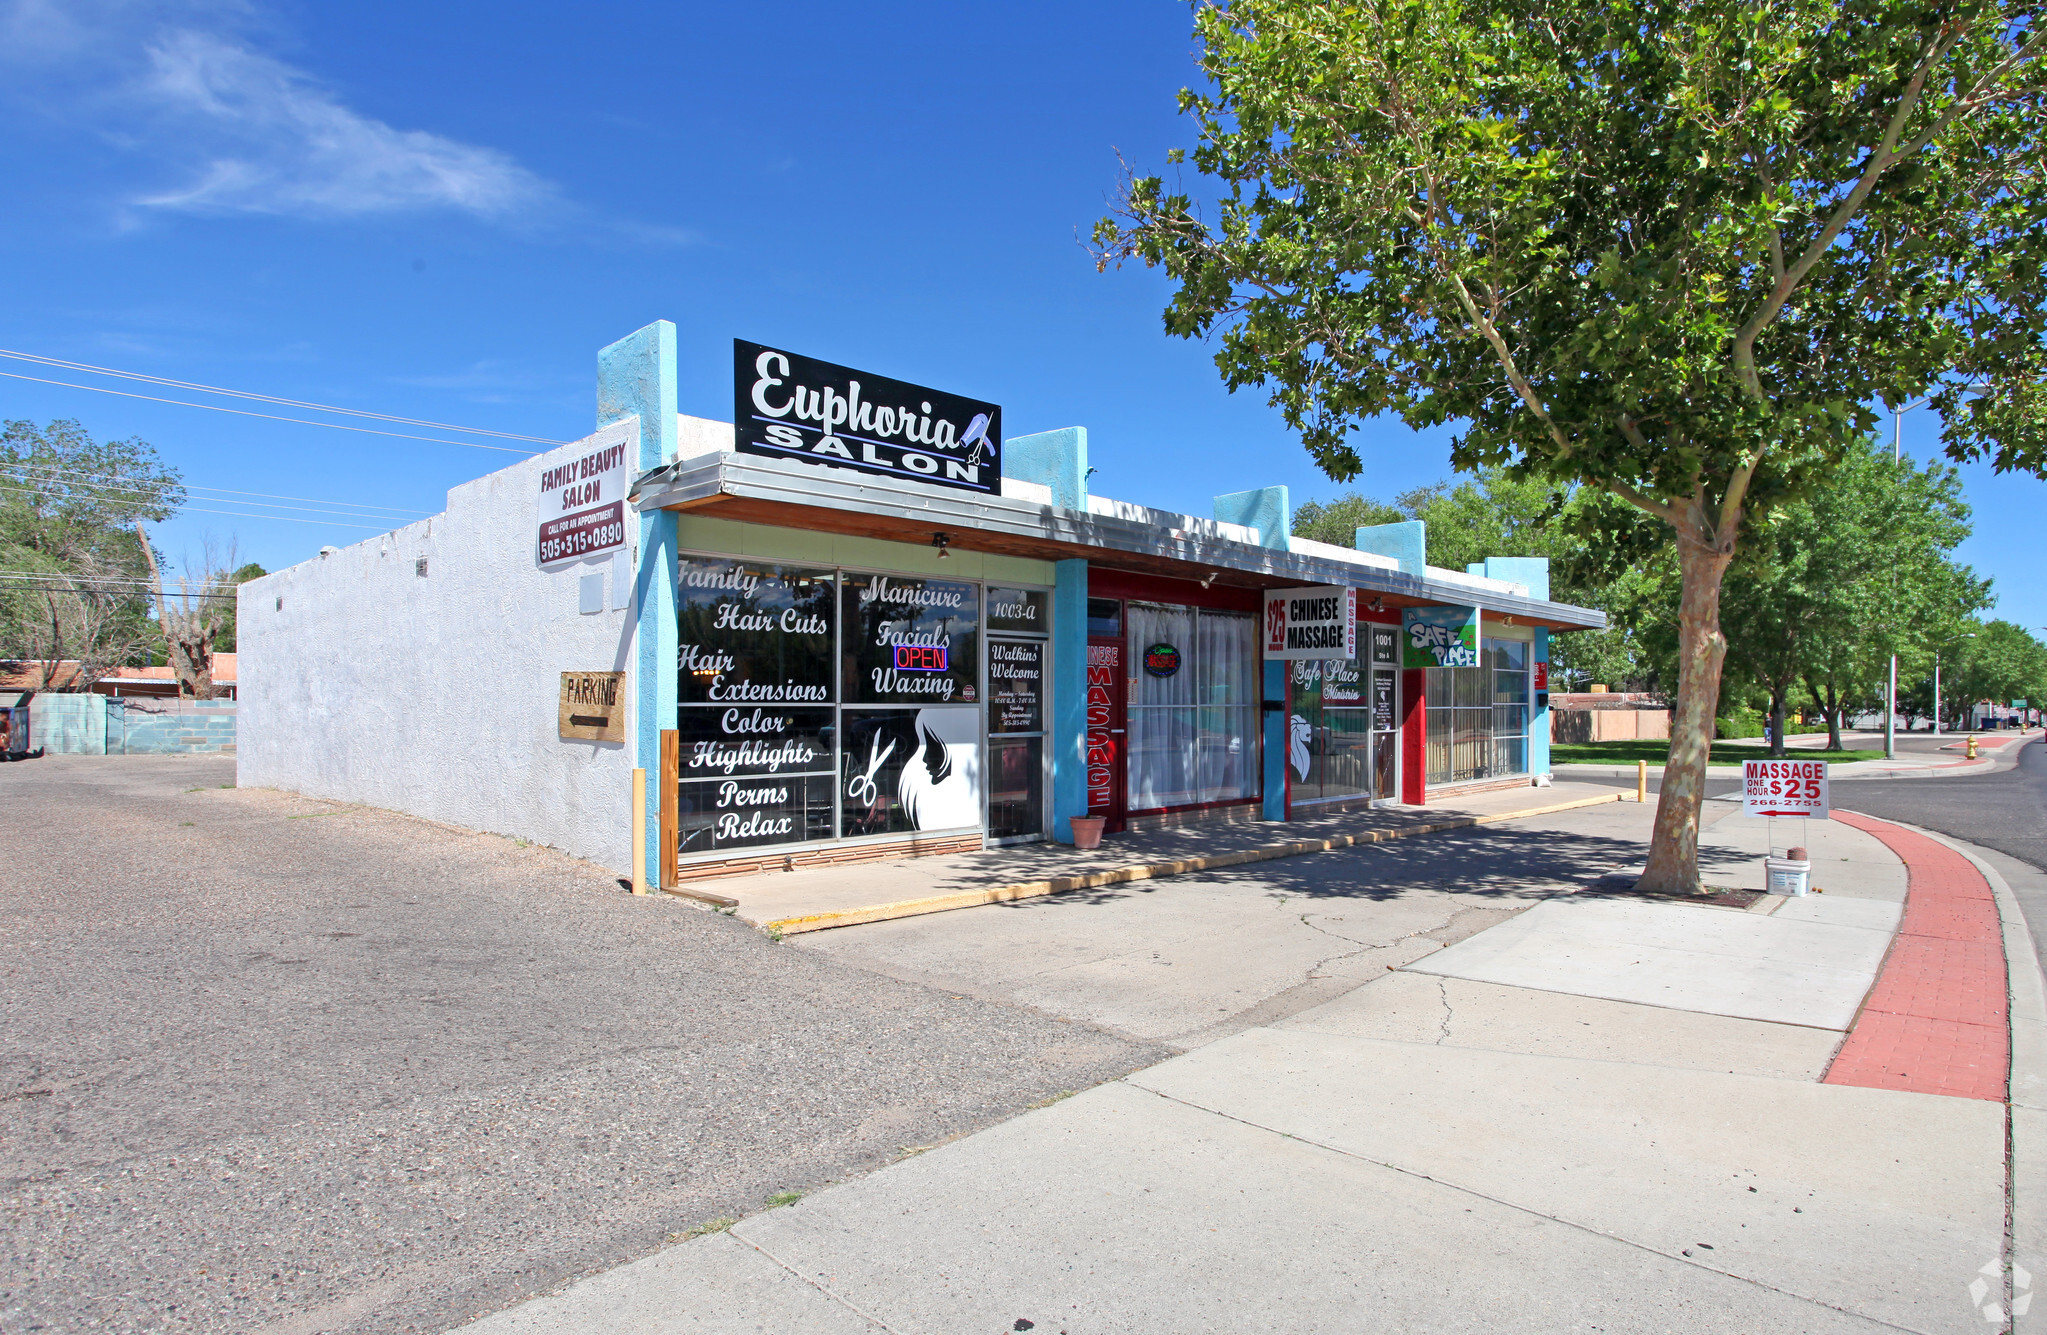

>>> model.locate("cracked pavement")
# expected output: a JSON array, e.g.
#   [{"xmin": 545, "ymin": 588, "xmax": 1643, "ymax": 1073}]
[
  {"xmin": 0, "ymin": 757, "xmax": 1162, "ymax": 1335},
  {"xmin": 801, "ymin": 803, "xmax": 1651, "ymax": 1049}
]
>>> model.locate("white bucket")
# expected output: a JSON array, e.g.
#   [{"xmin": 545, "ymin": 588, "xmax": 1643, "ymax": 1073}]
[{"xmin": 1765, "ymin": 857, "xmax": 1812, "ymax": 896}]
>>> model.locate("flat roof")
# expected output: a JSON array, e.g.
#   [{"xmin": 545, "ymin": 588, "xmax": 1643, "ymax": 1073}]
[{"xmin": 631, "ymin": 452, "xmax": 1606, "ymax": 633}]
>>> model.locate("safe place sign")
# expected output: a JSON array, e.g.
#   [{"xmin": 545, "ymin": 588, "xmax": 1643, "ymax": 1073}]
[
  {"xmin": 734, "ymin": 340, "xmax": 1001, "ymax": 495},
  {"xmin": 537, "ymin": 420, "xmax": 633, "ymax": 567},
  {"xmin": 1741, "ymin": 758, "xmax": 1831, "ymax": 819}
]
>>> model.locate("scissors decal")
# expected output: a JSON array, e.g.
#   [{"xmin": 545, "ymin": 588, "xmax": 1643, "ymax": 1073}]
[{"xmin": 849, "ymin": 735, "xmax": 895, "ymax": 805}]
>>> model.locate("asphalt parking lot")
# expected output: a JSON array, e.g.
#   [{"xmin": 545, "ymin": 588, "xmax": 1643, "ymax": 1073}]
[{"xmin": 0, "ymin": 756, "xmax": 1160, "ymax": 1335}]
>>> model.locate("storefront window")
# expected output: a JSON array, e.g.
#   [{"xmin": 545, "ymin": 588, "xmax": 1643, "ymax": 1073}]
[
  {"xmin": 1289, "ymin": 657, "xmax": 1372, "ymax": 804},
  {"xmin": 675, "ymin": 559, "xmax": 840, "ymax": 856},
  {"xmin": 1425, "ymin": 634, "xmax": 1530, "ymax": 785},
  {"xmin": 676, "ymin": 557, "xmax": 1010, "ymax": 860},
  {"xmin": 1125, "ymin": 603, "xmax": 1259, "ymax": 811}
]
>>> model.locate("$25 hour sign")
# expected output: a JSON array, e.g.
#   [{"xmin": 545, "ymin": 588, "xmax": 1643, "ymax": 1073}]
[{"xmin": 1741, "ymin": 759, "xmax": 1830, "ymax": 818}]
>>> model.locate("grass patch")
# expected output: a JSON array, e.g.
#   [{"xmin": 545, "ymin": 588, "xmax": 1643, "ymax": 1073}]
[
  {"xmin": 1027, "ymin": 1089, "xmax": 1078, "ymax": 1111},
  {"xmin": 1552, "ymin": 740, "xmax": 1887, "ymax": 766},
  {"xmin": 667, "ymin": 1216, "xmax": 735, "ymax": 1243},
  {"xmin": 765, "ymin": 1191, "xmax": 803, "ymax": 1208}
]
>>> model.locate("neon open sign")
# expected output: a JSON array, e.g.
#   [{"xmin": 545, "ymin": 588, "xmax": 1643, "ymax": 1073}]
[{"xmin": 892, "ymin": 644, "xmax": 950, "ymax": 672}]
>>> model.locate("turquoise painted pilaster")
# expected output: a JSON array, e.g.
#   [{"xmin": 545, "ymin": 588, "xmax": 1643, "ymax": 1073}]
[
  {"xmin": 1531, "ymin": 626, "xmax": 1552, "ymax": 778},
  {"xmin": 1466, "ymin": 556, "xmax": 1551, "ymax": 599},
  {"xmin": 1356, "ymin": 520, "xmax": 1427, "ymax": 576},
  {"xmin": 1005, "ymin": 427, "xmax": 1089, "ymax": 510},
  {"xmin": 600, "ymin": 321, "xmax": 678, "ymax": 883},
  {"xmin": 1050, "ymin": 558, "xmax": 1089, "ymax": 843},
  {"xmin": 1262, "ymin": 660, "xmax": 1286, "ymax": 821},
  {"xmin": 1213, "ymin": 485, "xmax": 1290, "ymax": 547}
]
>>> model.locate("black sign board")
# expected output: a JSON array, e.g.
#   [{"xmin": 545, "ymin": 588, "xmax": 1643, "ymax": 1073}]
[
  {"xmin": 989, "ymin": 639, "xmax": 1044, "ymax": 734},
  {"xmin": 1370, "ymin": 625, "xmax": 1399, "ymax": 667},
  {"xmin": 1373, "ymin": 671, "xmax": 1397, "ymax": 731},
  {"xmin": 842, "ymin": 574, "xmax": 980, "ymax": 705},
  {"xmin": 986, "ymin": 587, "xmax": 1048, "ymax": 635},
  {"xmin": 734, "ymin": 340, "xmax": 1001, "ymax": 495}
]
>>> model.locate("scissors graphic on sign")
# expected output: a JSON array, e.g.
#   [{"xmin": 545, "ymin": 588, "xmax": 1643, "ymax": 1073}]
[{"xmin": 849, "ymin": 735, "xmax": 895, "ymax": 804}]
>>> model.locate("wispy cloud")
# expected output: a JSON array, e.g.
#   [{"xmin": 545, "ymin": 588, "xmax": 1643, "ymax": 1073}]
[
  {"xmin": 133, "ymin": 30, "xmax": 550, "ymax": 220},
  {"xmin": 0, "ymin": 1, "xmax": 684, "ymax": 240}
]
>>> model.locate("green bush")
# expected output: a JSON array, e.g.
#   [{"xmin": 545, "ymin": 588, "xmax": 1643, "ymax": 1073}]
[{"xmin": 1716, "ymin": 709, "xmax": 1765, "ymax": 739}]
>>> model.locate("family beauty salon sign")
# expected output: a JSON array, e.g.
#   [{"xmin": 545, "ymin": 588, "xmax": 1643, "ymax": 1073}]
[
  {"xmin": 537, "ymin": 420, "xmax": 633, "ymax": 567},
  {"xmin": 733, "ymin": 340, "xmax": 1001, "ymax": 495}
]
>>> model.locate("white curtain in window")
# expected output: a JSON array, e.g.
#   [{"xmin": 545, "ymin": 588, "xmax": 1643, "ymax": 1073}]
[
  {"xmin": 1194, "ymin": 610, "xmax": 1257, "ymax": 803},
  {"xmin": 1127, "ymin": 604, "xmax": 1197, "ymax": 809}
]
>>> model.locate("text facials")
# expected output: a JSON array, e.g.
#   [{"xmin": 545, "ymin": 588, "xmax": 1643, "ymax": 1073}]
[
  {"xmin": 734, "ymin": 340, "xmax": 1001, "ymax": 494},
  {"xmin": 843, "ymin": 575, "xmax": 980, "ymax": 705},
  {"xmin": 1263, "ymin": 586, "xmax": 1358, "ymax": 661},
  {"xmin": 538, "ymin": 422, "xmax": 633, "ymax": 566},
  {"xmin": 1403, "ymin": 606, "xmax": 1480, "ymax": 669}
]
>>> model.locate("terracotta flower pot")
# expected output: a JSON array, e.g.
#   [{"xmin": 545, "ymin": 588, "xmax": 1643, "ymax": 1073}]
[{"xmin": 1069, "ymin": 816, "xmax": 1107, "ymax": 850}]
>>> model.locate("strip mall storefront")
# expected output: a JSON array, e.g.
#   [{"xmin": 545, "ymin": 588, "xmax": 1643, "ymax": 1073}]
[{"xmin": 619, "ymin": 331, "xmax": 1605, "ymax": 885}]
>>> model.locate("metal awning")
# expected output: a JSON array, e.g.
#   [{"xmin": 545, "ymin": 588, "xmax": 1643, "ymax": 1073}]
[{"xmin": 630, "ymin": 452, "xmax": 1606, "ymax": 632}]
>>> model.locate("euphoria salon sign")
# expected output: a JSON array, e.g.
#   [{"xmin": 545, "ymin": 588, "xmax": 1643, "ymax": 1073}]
[
  {"xmin": 734, "ymin": 340, "xmax": 1001, "ymax": 494},
  {"xmin": 1263, "ymin": 586, "xmax": 1358, "ymax": 661},
  {"xmin": 538, "ymin": 421, "xmax": 633, "ymax": 567}
]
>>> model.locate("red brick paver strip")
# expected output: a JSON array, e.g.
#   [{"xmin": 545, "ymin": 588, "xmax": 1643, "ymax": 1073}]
[{"xmin": 1824, "ymin": 810, "xmax": 2009, "ymax": 1101}]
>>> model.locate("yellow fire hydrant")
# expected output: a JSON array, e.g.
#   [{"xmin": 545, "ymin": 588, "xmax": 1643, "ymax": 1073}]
[{"xmin": 1967, "ymin": 734, "xmax": 1979, "ymax": 760}]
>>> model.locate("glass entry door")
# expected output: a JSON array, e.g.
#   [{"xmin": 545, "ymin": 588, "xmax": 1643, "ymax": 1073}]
[{"xmin": 1369, "ymin": 625, "xmax": 1400, "ymax": 802}]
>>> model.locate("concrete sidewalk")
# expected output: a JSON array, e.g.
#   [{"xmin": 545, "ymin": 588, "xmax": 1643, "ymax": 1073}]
[
  {"xmin": 693, "ymin": 782, "xmax": 1625, "ymax": 935},
  {"xmin": 455, "ymin": 802, "xmax": 2045, "ymax": 1335}
]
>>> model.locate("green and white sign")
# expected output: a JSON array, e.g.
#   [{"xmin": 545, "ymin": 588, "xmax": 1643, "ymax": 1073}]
[{"xmin": 1402, "ymin": 606, "xmax": 1479, "ymax": 668}]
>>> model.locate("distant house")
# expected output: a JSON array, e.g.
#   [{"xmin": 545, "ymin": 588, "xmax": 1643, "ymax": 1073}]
[{"xmin": 0, "ymin": 655, "xmax": 237, "ymax": 700}]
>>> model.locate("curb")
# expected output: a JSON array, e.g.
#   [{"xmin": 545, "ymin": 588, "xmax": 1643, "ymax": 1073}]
[
  {"xmin": 1836, "ymin": 812, "xmax": 2047, "ymax": 1329},
  {"xmin": 760, "ymin": 791, "xmax": 1627, "ymax": 936}
]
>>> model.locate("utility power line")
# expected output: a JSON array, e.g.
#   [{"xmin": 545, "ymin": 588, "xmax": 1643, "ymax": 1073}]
[
  {"xmin": 0, "ymin": 349, "xmax": 567, "ymax": 446},
  {"xmin": 0, "ymin": 365, "xmax": 542, "ymax": 454},
  {"xmin": 0, "ymin": 482, "xmax": 392, "ymax": 530},
  {"xmin": 2, "ymin": 470, "xmax": 426, "ymax": 523},
  {"xmin": 6, "ymin": 462, "xmax": 436, "ymax": 517}
]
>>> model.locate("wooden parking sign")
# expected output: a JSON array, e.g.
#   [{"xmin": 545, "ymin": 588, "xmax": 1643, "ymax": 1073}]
[{"xmin": 559, "ymin": 671, "xmax": 626, "ymax": 742}]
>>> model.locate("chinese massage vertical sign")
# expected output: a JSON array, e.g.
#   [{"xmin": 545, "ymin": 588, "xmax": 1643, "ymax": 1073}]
[
  {"xmin": 733, "ymin": 340, "xmax": 1001, "ymax": 494},
  {"xmin": 537, "ymin": 419, "xmax": 634, "ymax": 566}
]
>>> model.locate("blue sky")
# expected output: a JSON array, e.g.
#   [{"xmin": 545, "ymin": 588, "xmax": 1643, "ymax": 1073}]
[{"xmin": 1, "ymin": 0, "xmax": 2039, "ymax": 637}]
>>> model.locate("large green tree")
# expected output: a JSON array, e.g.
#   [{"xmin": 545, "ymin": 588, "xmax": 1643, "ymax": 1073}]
[
  {"xmin": 1718, "ymin": 440, "xmax": 1985, "ymax": 751},
  {"xmin": 0, "ymin": 419, "xmax": 184, "ymax": 689},
  {"xmin": 1097, "ymin": 0, "xmax": 2047, "ymax": 892}
]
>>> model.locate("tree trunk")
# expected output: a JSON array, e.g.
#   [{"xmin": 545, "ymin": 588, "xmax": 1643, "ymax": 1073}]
[
  {"xmin": 1639, "ymin": 530, "xmax": 1735, "ymax": 895},
  {"xmin": 1824, "ymin": 683, "xmax": 1843, "ymax": 751},
  {"xmin": 1767, "ymin": 683, "xmax": 1789, "ymax": 758}
]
